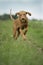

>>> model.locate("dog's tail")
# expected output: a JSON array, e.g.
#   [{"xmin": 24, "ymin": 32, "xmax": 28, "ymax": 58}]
[{"xmin": 10, "ymin": 9, "xmax": 15, "ymax": 21}]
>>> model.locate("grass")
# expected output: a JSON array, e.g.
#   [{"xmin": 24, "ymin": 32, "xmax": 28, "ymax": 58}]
[{"xmin": 0, "ymin": 20, "xmax": 43, "ymax": 65}]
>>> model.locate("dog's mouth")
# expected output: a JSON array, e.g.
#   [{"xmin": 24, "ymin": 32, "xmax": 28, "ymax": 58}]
[{"xmin": 21, "ymin": 18, "xmax": 26, "ymax": 22}]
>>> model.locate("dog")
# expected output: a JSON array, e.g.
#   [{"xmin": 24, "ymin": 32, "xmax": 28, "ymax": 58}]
[{"xmin": 10, "ymin": 9, "xmax": 31, "ymax": 40}]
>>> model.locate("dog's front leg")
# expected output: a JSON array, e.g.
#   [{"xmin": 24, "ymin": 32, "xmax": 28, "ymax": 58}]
[
  {"xmin": 19, "ymin": 29, "xmax": 26, "ymax": 40},
  {"xmin": 24, "ymin": 27, "xmax": 28, "ymax": 35}
]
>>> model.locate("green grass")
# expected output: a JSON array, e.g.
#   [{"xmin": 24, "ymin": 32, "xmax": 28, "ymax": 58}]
[{"xmin": 0, "ymin": 20, "xmax": 43, "ymax": 65}]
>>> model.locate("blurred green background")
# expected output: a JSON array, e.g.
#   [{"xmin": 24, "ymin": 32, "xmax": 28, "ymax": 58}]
[{"xmin": 0, "ymin": 19, "xmax": 43, "ymax": 65}]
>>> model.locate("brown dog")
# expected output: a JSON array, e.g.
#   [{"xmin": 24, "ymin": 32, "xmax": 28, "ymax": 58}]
[{"xmin": 10, "ymin": 9, "xmax": 31, "ymax": 40}]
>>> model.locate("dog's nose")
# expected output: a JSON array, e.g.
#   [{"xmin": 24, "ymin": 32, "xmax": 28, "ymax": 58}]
[{"xmin": 22, "ymin": 18, "xmax": 25, "ymax": 20}]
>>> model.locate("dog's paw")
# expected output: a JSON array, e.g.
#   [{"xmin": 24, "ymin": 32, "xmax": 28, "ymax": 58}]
[{"xmin": 23, "ymin": 36, "xmax": 27, "ymax": 40}]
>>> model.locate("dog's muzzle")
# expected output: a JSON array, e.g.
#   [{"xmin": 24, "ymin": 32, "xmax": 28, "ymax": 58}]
[{"xmin": 21, "ymin": 18, "xmax": 26, "ymax": 23}]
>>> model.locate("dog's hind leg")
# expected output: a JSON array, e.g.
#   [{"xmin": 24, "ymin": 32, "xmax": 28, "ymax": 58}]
[{"xmin": 13, "ymin": 27, "xmax": 17, "ymax": 39}]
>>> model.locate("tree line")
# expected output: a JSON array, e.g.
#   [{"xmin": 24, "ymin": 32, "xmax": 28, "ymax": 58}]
[
  {"xmin": 0, "ymin": 14, "xmax": 42, "ymax": 21},
  {"xmin": 0, "ymin": 14, "xmax": 18, "ymax": 20}
]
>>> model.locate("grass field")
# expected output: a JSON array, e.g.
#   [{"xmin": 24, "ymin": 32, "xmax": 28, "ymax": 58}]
[{"xmin": 0, "ymin": 20, "xmax": 43, "ymax": 65}]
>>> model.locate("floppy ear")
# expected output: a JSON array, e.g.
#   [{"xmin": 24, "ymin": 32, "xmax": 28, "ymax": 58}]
[
  {"xmin": 26, "ymin": 12, "xmax": 31, "ymax": 16},
  {"xmin": 15, "ymin": 12, "xmax": 20, "ymax": 16}
]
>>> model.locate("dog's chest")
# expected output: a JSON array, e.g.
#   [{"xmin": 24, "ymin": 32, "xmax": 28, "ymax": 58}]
[
  {"xmin": 21, "ymin": 22, "xmax": 28, "ymax": 29},
  {"xmin": 21, "ymin": 21, "xmax": 28, "ymax": 25}
]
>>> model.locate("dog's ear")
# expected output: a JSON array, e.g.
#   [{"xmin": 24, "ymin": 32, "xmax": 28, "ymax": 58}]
[
  {"xmin": 15, "ymin": 12, "xmax": 20, "ymax": 16},
  {"xmin": 26, "ymin": 12, "xmax": 31, "ymax": 16}
]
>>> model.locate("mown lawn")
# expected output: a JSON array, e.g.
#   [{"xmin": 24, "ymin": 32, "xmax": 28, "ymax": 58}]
[{"xmin": 0, "ymin": 20, "xmax": 43, "ymax": 65}]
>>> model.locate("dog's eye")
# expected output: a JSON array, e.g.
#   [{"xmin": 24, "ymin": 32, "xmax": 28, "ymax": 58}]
[
  {"xmin": 19, "ymin": 14, "xmax": 22, "ymax": 16},
  {"xmin": 24, "ymin": 14, "xmax": 26, "ymax": 16}
]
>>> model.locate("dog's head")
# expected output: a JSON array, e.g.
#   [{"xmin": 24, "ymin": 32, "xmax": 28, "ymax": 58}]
[{"xmin": 15, "ymin": 11, "xmax": 31, "ymax": 22}]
